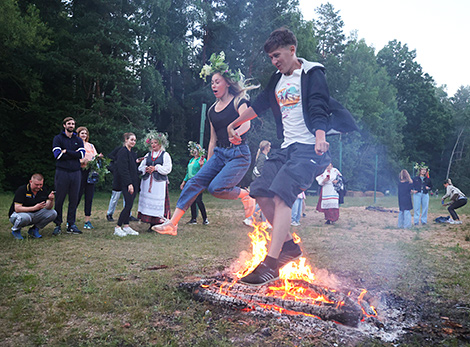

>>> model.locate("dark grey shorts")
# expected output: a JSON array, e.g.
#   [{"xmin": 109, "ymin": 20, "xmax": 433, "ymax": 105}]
[{"xmin": 249, "ymin": 143, "xmax": 331, "ymax": 208}]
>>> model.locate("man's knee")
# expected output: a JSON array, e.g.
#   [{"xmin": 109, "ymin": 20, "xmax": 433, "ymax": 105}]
[
  {"xmin": 10, "ymin": 213, "xmax": 33, "ymax": 228},
  {"xmin": 46, "ymin": 209, "xmax": 58, "ymax": 222}
]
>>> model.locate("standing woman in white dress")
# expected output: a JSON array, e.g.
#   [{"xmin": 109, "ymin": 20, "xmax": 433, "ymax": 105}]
[
  {"xmin": 316, "ymin": 163, "xmax": 342, "ymax": 224},
  {"xmin": 137, "ymin": 131, "xmax": 172, "ymax": 231}
]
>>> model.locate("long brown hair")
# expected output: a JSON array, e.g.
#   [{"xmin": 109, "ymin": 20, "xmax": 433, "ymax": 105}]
[
  {"xmin": 255, "ymin": 140, "xmax": 271, "ymax": 161},
  {"xmin": 76, "ymin": 126, "xmax": 89, "ymax": 142},
  {"xmin": 399, "ymin": 169, "xmax": 412, "ymax": 183}
]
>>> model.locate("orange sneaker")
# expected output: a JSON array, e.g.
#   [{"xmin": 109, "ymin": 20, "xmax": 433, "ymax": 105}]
[{"xmin": 151, "ymin": 219, "xmax": 178, "ymax": 235}]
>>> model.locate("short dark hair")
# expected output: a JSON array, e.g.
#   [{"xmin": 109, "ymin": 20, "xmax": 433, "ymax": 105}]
[
  {"xmin": 264, "ymin": 27, "xmax": 297, "ymax": 53},
  {"xmin": 63, "ymin": 117, "xmax": 75, "ymax": 125},
  {"xmin": 31, "ymin": 173, "xmax": 44, "ymax": 181}
]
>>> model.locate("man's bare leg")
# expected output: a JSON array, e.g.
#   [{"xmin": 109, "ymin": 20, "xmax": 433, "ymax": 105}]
[
  {"xmin": 257, "ymin": 196, "xmax": 293, "ymax": 244},
  {"xmin": 152, "ymin": 208, "xmax": 185, "ymax": 235}
]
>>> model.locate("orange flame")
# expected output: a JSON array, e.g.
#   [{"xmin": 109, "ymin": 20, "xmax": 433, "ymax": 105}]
[{"xmin": 230, "ymin": 219, "xmax": 377, "ymax": 319}]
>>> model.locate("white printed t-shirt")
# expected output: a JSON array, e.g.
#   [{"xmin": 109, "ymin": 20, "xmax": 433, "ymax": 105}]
[{"xmin": 275, "ymin": 67, "xmax": 316, "ymax": 149}]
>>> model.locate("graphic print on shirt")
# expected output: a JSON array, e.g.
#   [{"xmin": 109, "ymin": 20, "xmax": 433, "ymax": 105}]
[{"xmin": 276, "ymin": 84, "xmax": 301, "ymax": 119}]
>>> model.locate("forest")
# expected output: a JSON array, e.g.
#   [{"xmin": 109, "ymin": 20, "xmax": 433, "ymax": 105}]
[{"xmin": 1, "ymin": 0, "xmax": 469, "ymax": 194}]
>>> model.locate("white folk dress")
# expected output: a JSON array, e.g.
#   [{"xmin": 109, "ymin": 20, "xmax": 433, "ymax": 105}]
[
  {"xmin": 316, "ymin": 167, "xmax": 341, "ymax": 210},
  {"xmin": 138, "ymin": 151, "xmax": 172, "ymax": 218}
]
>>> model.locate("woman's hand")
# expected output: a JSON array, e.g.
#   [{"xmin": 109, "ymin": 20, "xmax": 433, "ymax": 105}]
[
  {"xmin": 128, "ymin": 184, "xmax": 134, "ymax": 195},
  {"xmin": 180, "ymin": 181, "xmax": 185, "ymax": 190}
]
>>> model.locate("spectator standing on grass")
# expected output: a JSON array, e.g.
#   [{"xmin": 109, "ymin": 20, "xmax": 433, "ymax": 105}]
[
  {"xmin": 182, "ymin": 141, "xmax": 209, "ymax": 225},
  {"xmin": 52, "ymin": 117, "xmax": 85, "ymax": 235},
  {"xmin": 76, "ymin": 126, "xmax": 103, "ymax": 230},
  {"xmin": 291, "ymin": 191, "xmax": 305, "ymax": 226},
  {"xmin": 113, "ymin": 133, "xmax": 143, "ymax": 237},
  {"xmin": 226, "ymin": 28, "xmax": 332, "ymax": 286},
  {"xmin": 137, "ymin": 130, "xmax": 173, "ymax": 231},
  {"xmin": 442, "ymin": 179, "xmax": 467, "ymax": 224},
  {"xmin": 106, "ymin": 144, "xmax": 139, "ymax": 222},
  {"xmin": 153, "ymin": 52, "xmax": 257, "ymax": 236},
  {"xmin": 397, "ymin": 169, "xmax": 413, "ymax": 229},
  {"xmin": 9, "ymin": 173, "xmax": 57, "ymax": 239},
  {"xmin": 316, "ymin": 163, "xmax": 341, "ymax": 225},
  {"xmin": 412, "ymin": 163, "xmax": 432, "ymax": 225}
]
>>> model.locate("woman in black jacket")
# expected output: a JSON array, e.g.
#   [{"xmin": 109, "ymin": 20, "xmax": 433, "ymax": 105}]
[{"xmin": 114, "ymin": 132, "xmax": 142, "ymax": 237}]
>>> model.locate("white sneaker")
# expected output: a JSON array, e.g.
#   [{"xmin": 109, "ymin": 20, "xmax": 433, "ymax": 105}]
[
  {"xmin": 114, "ymin": 226, "xmax": 127, "ymax": 237},
  {"xmin": 448, "ymin": 219, "xmax": 456, "ymax": 224},
  {"xmin": 291, "ymin": 221, "xmax": 300, "ymax": 226},
  {"xmin": 243, "ymin": 218, "xmax": 253, "ymax": 226},
  {"xmin": 455, "ymin": 220, "xmax": 462, "ymax": 224},
  {"xmin": 123, "ymin": 226, "xmax": 139, "ymax": 235}
]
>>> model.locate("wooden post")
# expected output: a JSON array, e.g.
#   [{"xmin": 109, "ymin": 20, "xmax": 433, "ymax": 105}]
[{"xmin": 199, "ymin": 103, "xmax": 207, "ymax": 145}]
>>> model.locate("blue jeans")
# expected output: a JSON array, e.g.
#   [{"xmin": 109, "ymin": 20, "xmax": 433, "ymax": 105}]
[
  {"xmin": 413, "ymin": 192, "xmax": 429, "ymax": 224},
  {"xmin": 398, "ymin": 210, "xmax": 412, "ymax": 228},
  {"xmin": 291, "ymin": 197, "xmax": 303, "ymax": 223},
  {"xmin": 176, "ymin": 145, "xmax": 251, "ymax": 211},
  {"xmin": 107, "ymin": 190, "xmax": 122, "ymax": 216}
]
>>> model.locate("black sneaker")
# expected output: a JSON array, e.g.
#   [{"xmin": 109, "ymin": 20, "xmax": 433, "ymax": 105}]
[
  {"xmin": 278, "ymin": 243, "xmax": 303, "ymax": 269},
  {"xmin": 129, "ymin": 216, "xmax": 139, "ymax": 222},
  {"xmin": 186, "ymin": 219, "xmax": 197, "ymax": 225},
  {"xmin": 106, "ymin": 214, "xmax": 114, "ymax": 222},
  {"xmin": 203, "ymin": 219, "xmax": 210, "ymax": 225},
  {"xmin": 240, "ymin": 261, "xmax": 279, "ymax": 286},
  {"xmin": 52, "ymin": 225, "xmax": 61, "ymax": 236},
  {"xmin": 67, "ymin": 224, "xmax": 83, "ymax": 234}
]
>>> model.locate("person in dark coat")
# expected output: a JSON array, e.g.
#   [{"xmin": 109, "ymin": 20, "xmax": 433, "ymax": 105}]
[
  {"xmin": 398, "ymin": 169, "xmax": 413, "ymax": 229},
  {"xmin": 113, "ymin": 133, "xmax": 143, "ymax": 237}
]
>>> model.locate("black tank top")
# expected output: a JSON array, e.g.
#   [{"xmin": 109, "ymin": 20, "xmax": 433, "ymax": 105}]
[{"xmin": 208, "ymin": 98, "xmax": 250, "ymax": 147}]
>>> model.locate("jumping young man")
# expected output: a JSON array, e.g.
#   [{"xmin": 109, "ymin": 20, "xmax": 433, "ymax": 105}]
[{"xmin": 227, "ymin": 27, "xmax": 331, "ymax": 286}]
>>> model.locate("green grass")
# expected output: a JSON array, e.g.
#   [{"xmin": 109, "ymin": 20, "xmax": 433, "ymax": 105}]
[{"xmin": 1, "ymin": 191, "xmax": 470, "ymax": 346}]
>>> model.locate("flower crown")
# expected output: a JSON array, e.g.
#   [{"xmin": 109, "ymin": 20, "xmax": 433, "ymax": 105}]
[
  {"xmin": 188, "ymin": 141, "xmax": 206, "ymax": 157},
  {"xmin": 199, "ymin": 51, "xmax": 243, "ymax": 82},
  {"xmin": 144, "ymin": 129, "xmax": 169, "ymax": 149},
  {"xmin": 413, "ymin": 162, "xmax": 429, "ymax": 172}
]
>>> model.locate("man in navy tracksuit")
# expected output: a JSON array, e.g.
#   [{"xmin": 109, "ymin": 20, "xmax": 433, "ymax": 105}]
[{"xmin": 52, "ymin": 117, "xmax": 86, "ymax": 235}]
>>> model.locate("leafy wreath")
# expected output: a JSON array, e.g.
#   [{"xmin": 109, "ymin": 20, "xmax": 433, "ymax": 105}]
[
  {"xmin": 188, "ymin": 141, "xmax": 206, "ymax": 157},
  {"xmin": 199, "ymin": 51, "xmax": 243, "ymax": 82}
]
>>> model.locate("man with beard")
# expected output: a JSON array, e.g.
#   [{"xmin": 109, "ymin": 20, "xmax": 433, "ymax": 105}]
[{"xmin": 52, "ymin": 117, "xmax": 86, "ymax": 235}]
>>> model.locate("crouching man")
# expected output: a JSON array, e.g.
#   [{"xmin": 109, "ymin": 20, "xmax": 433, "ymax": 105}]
[{"xmin": 9, "ymin": 173, "xmax": 57, "ymax": 239}]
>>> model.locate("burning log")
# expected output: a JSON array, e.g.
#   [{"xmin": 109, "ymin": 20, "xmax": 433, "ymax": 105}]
[{"xmin": 180, "ymin": 277, "xmax": 364, "ymax": 327}]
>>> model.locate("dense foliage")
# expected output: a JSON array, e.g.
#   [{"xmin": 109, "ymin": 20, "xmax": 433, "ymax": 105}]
[{"xmin": 1, "ymin": 0, "xmax": 469, "ymax": 194}]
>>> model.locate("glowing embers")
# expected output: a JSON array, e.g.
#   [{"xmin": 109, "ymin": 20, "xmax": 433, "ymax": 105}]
[
  {"xmin": 183, "ymin": 276, "xmax": 366, "ymax": 327},
  {"xmin": 181, "ymin": 220, "xmax": 378, "ymax": 327}
]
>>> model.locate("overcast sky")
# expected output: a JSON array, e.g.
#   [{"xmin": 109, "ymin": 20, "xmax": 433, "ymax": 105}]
[{"xmin": 298, "ymin": 0, "xmax": 469, "ymax": 96}]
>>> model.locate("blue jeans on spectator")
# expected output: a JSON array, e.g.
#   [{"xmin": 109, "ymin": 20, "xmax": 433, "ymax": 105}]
[
  {"xmin": 413, "ymin": 192, "xmax": 429, "ymax": 224},
  {"xmin": 107, "ymin": 190, "xmax": 122, "ymax": 216},
  {"xmin": 291, "ymin": 197, "xmax": 303, "ymax": 224},
  {"xmin": 176, "ymin": 145, "xmax": 251, "ymax": 212},
  {"xmin": 398, "ymin": 210, "xmax": 412, "ymax": 228}
]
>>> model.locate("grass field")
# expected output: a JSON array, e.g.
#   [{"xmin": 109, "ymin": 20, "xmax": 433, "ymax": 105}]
[{"xmin": 1, "ymin": 191, "xmax": 469, "ymax": 346}]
